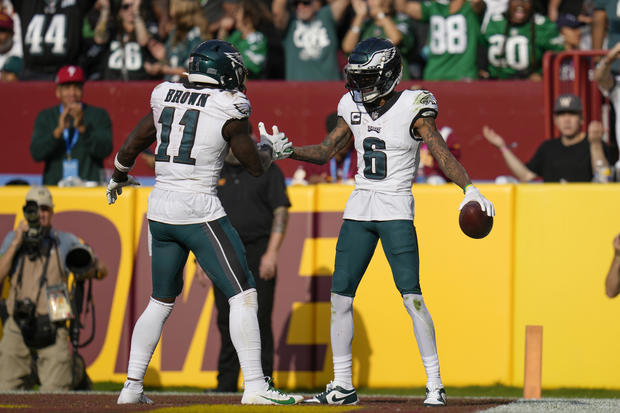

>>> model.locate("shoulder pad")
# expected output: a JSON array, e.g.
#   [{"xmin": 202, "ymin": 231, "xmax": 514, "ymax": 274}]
[
  {"xmin": 412, "ymin": 90, "xmax": 438, "ymax": 117},
  {"xmin": 220, "ymin": 90, "xmax": 251, "ymax": 119}
]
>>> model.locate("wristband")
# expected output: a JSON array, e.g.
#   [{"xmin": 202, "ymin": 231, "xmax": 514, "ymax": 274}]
[
  {"xmin": 351, "ymin": 25, "xmax": 361, "ymax": 33},
  {"xmin": 377, "ymin": 12, "xmax": 386, "ymax": 20},
  {"xmin": 463, "ymin": 184, "xmax": 473, "ymax": 194},
  {"xmin": 114, "ymin": 153, "xmax": 134, "ymax": 173}
]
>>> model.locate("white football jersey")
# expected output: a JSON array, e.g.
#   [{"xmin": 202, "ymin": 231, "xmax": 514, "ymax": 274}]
[
  {"xmin": 147, "ymin": 81, "xmax": 251, "ymax": 224},
  {"xmin": 338, "ymin": 89, "xmax": 438, "ymax": 221}
]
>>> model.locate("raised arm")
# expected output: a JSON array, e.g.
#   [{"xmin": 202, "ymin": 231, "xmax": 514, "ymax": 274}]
[
  {"xmin": 415, "ymin": 116, "xmax": 471, "ymax": 189},
  {"xmin": 404, "ymin": 1, "xmax": 422, "ymax": 20},
  {"xmin": 290, "ymin": 116, "xmax": 353, "ymax": 164},
  {"xmin": 225, "ymin": 118, "xmax": 272, "ymax": 176},
  {"xmin": 330, "ymin": 0, "xmax": 351, "ymax": 22},
  {"xmin": 272, "ymin": 0, "xmax": 290, "ymax": 31},
  {"xmin": 482, "ymin": 126, "xmax": 537, "ymax": 182},
  {"xmin": 595, "ymin": 42, "xmax": 620, "ymax": 92},
  {"xmin": 592, "ymin": 10, "xmax": 607, "ymax": 51}
]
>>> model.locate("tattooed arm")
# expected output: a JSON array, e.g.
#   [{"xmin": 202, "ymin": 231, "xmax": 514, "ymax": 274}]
[
  {"xmin": 260, "ymin": 206, "xmax": 289, "ymax": 280},
  {"xmin": 290, "ymin": 116, "xmax": 353, "ymax": 165},
  {"xmin": 414, "ymin": 116, "xmax": 471, "ymax": 190}
]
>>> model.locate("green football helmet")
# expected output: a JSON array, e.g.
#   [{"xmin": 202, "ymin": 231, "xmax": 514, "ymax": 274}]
[
  {"xmin": 188, "ymin": 40, "xmax": 248, "ymax": 91},
  {"xmin": 344, "ymin": 37, "xmax": 402, "ymax": 103}
]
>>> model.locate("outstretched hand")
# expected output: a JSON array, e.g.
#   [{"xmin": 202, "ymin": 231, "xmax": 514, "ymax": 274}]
[
  {"xmin": 482, "ymin": 126, "xmax": 506, "ymax": 149},
  {"xmin": 106, "ymin": 175, "xmax": 140, "ymax": 204},
  {"xmin": 258, "ymin": 122, "xmax": 293, "ymax": 160}
]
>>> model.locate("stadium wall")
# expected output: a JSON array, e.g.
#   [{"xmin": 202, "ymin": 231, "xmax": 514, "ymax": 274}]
[
  {"xmin": 1, "ymin": 81, "xmax": 545, "ymax": 180},
  {"xmin": 1, "ymin": 184, "xmax": 619, "ymax": 389}
]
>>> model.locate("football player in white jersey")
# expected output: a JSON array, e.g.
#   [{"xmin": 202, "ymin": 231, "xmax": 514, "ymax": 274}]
[
  {"xmin": 105, "ymin": 40, "xmax": 301, "ymax": 405},
  {"xmin": 259, "ymin": 37, "xmax": 495, "ymax": 406}
]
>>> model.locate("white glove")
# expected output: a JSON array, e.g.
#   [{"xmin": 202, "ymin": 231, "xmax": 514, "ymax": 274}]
[
  {"xmin": 258, "ymin": 122, "xmax": 293, "ymax": 160},
  {"xmin": 459, "ymin": 185, "xmax": 495, "ymax": 217},
  {"xmin": 106, "ymin": 175, "xmax": 140, "ymax": 205}
]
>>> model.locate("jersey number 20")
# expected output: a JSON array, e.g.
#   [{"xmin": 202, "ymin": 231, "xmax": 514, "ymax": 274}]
[{"xmin": 155, "ymin": 107, "xmax": 198, "ymax": 165}]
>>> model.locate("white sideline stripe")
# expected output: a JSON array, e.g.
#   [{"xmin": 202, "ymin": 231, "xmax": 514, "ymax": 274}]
[{"xmin": 483, "ymin": 398, "xmax": 620, "ymax": 413}]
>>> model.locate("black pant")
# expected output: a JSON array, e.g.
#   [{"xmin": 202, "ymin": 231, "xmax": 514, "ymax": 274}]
[{"xmin": 214, "ymin": 237, "xmax": 275, "ymax": 391}]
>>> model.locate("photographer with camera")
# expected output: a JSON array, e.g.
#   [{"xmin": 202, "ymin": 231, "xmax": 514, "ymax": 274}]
[{"xmin": 0, "ymin": 186, "xmax": 107, "ymax": 391}]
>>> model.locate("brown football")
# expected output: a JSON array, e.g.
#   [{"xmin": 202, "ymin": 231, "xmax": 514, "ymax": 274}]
[{"xmin": 459, "ymin": 201, "xmax": 493, "ymax": 239}]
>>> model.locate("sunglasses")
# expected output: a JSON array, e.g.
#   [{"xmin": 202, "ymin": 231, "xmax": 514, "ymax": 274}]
[
  {"xmin": 121, "ymin": 3, "xmax": 132, "ymax": 10},
  {"xmin": 296, "ymin": 0, "xmax": 312, "ymax": 5}
]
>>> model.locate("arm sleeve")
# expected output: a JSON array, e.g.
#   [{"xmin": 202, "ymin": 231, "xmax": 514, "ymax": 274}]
[
  {"xmin": 0, "ymin": 232, "xmax": 16, "ymax": 256},
  {"xmin": 30, "ymin": 109, "xmax": 65, "ymax": 162}
]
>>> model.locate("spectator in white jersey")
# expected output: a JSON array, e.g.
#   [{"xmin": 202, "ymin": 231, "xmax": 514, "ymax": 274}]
[
  {"xmin": 105, "ymin": 39, "xmax": 302, "ymax": 406},
  {"xmin": 258, "ymin": 37, "xmax": 495, "ymax": 406}
]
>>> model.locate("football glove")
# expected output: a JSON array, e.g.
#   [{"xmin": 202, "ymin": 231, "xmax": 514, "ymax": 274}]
[
  {"xmin": 459, "ymin": 185, "xmax": 495, "ymax": 217},
  {"xmin": 258, "ymin": 122, "xmax": 293, "ymax": 160},
  {"xmin": 106, "ymin": 175, "xmax": 140, "ymax": 205}
]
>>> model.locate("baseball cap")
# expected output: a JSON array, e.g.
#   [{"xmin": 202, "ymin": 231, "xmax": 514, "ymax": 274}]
[
  {"xmin": 553, "ymin": 94, "xmax": 582, "ymax": 114},
  {"xmin": 56, "ymin": 65, "xmax": 84, "ymax": 85},
  {"xmin": 0, "ymin": 11, "xmax": 13, "ymax": 32},
  {"xmin": 2, "ymin": 56, "xmax": 22, "ymax": 75},
  {"xmin": 25, "ymin": 186, "xmax": 54, "ymax": 208}
]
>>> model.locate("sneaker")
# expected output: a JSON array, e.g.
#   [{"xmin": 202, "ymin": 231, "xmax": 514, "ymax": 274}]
[
  {"xmin": 304, "ymin": 381, "xmax": 358, "ymax": 405},
  {"xmin": 117, "ymin": 387, "xmax": 153, "ymax": 405},
  {"xmin": 423, "ymin": 384, "xmax": 447, "ymax": 406},
  {"xmin": 241, "ymin": 377, "xmax": 303, "ymax": 405}
]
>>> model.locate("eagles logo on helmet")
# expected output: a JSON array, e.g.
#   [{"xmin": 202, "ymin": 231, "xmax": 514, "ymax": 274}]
[
  {"xmin": 188, "ymin": 40, "xmax": 248, "ymax": 92},
  {"xmin": 344, "ymin": 37, "xmax": 402, "ymax": 103}
]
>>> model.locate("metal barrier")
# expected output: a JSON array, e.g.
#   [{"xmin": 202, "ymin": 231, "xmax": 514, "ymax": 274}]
[{"xmin": 542, "ymin": 50, "xmax": 607, "ymax": 139}]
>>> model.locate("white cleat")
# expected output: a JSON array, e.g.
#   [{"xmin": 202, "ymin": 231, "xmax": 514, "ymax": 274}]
[
  {"xmin": 423, "ymin": 384, "xmax": 447, "ymax": 407},
  {"xmin": 304, "ymin": 381, "xmax": 358, "ymax": 405},
  {"xmin": 241, "ymin": 378, "xmax": 303, "ymax": 405},
  {"xmin": 117, "ymin": 386, "xmax": 154, "ymax": 405}
]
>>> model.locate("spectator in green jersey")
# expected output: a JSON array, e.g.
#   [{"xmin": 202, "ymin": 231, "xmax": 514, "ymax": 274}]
[
  {"xmin": 404, "ymin": 0, "xmax": 486, "ymax": 81},
  {"xmin": 480, "ymin": 0, "xmax": 565, "ymax": 80},
  {"xmin": 272, "ymin": 0, "xmax": 350, "ymax": 81}
]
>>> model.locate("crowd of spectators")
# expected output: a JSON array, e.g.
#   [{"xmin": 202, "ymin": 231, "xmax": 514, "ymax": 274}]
[
  {"xmin": 1, "ymin": 0, "xmax": 618, "ymax": 184},
  {"xmin": 0, "ymin": 0, "xmax": 599, "ymax": 83}
]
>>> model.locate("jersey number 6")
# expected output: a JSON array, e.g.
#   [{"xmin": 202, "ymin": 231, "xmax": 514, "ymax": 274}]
[{"xmin": 363, "ymin": 137, "xmax": 387, "ymax": 180}]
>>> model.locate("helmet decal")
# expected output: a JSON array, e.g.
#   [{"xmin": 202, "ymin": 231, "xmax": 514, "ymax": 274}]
[{"xmin": 187, "ymin": 40, "xmax": 248, "ymax": 91}]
